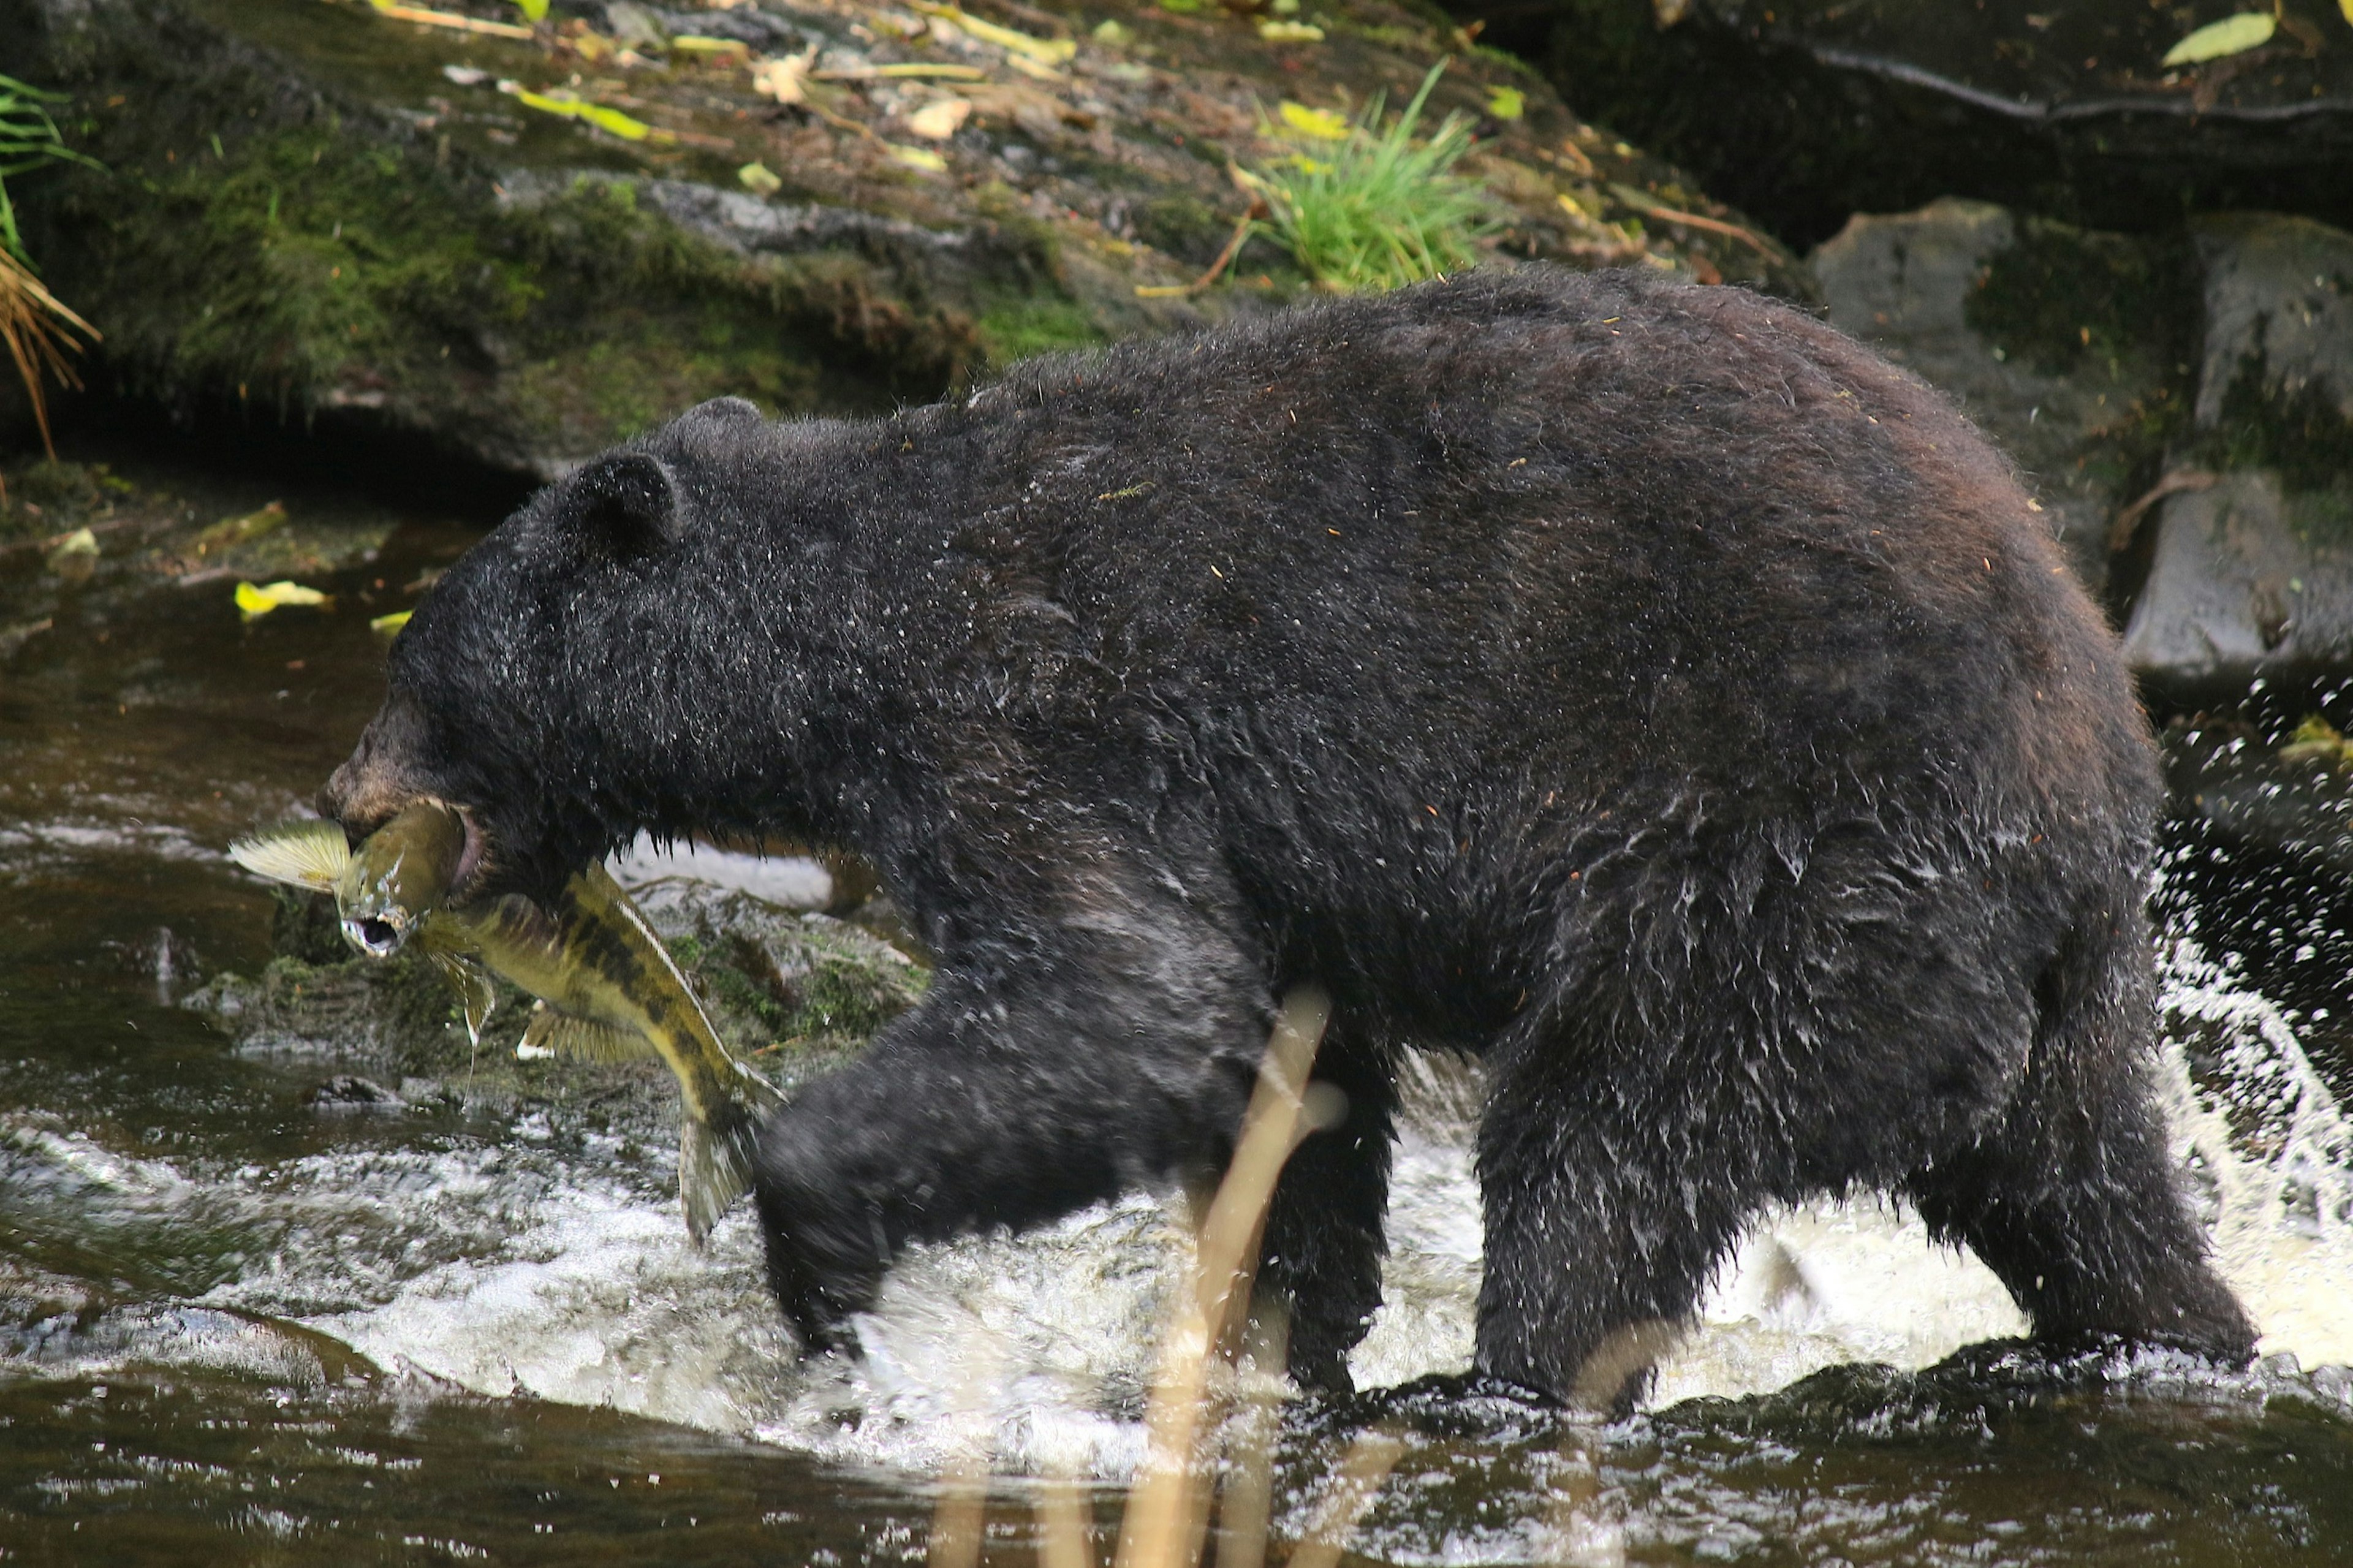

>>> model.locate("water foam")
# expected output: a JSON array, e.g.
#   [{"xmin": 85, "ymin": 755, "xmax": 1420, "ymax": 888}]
[{"xmin": 141, "ymin": 949, "xmax": 2346, "ymax": 1480}]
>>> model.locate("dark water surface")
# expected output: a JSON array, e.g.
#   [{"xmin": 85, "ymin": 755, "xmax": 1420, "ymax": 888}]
[{"xmin": 2, "ymin": 449, "xmax": 2350, "ymax": 1564}]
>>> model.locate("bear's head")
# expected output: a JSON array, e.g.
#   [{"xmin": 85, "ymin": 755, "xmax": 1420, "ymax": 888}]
[{"xmin": 324, "ymin": 396, "xmax": 786, "ymax": 902}]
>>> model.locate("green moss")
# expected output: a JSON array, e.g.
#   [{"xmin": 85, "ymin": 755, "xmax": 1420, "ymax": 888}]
[
  {"xmin": 2200, "ymin": 364, "xmax": 2353, "ymax": 499},
  {"xmin": 1964, "ymin": 219, "xmax": 2196, "ymax": 380},
  {"xmin": 0, "ymin": 458, "xmax": 134, "ymax": 540},
  {"xmin": 976, "ymin": 295, "xmax": 1103, "ymax": 366},
  {"xmin": 1131, "ymin": 191, "xmax": 1232, "ymax": 268},
  {"xmin": 51, "ymin": 113, "xmax": 978, "ymax": 455}
]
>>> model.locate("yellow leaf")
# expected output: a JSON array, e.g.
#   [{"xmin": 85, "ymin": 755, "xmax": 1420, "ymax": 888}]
[
  {"xmin": 916, "ymin": 4, "xmax": 1076, "ymax": 64},
  {"xmin": 1006, "ymin": 52, "xmax": 1066, "ymax": 80},
  {"xmin": 2342, "ymin": 0, "xmax": 2352, "ymax": 27},
  {"xmin": 44, "ymin": 527, "xmax": 97, "ymax": 577},
  {"xmin": 1258, "ymin": 20, "xmax": 1325, "ymax": 40},
  {"xmin": 505, "ymin": 85, "xmax": 654, "ymax": 141},
  {"xmin": 370, "ymin": 610, "xmax": 412, "ymax": 637},
  {"xmin": 510, "ymin": 0, "xmax": 548, "ymax": 18},
  {"xmin": 672, "ymin": 34, "xmax": 751, "ymax": 59},
  {"xmin": 885, "ymin": 143, "xmax": 949, "ymax": 173},
  {"xmin": 366, "ymin": 0, "xmax": 534, "ymax": 39},
  {"xmin": 1278, "ymin": 101, "xmax": 1350, "ymax": 140},
  {"xmin": 235, "ymin": 580, "xmax": 329, "ymax": 619},
  {"xmin": 738, "ymin": 159, "xmax": 783, "ymax": 194},
  {"xmin": 1485, "ymin": 85, "xmax": 1525, "ymax": 120},
  {"xmin": 2161, "ymin": 11, "xmax": 2275, "ymax": 65},
  {"xmin": 906, "ymin": 97, "xmax": 974, "ymax": 140}
]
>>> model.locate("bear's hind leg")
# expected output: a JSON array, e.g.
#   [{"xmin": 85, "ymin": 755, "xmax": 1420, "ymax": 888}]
[
  {"xmin": 1903, "ymin": 909, "xmax": 2256, "ymax": 1363},
  {"xmin": 1473, "ymin": 1026, "xmax": 1760, "ymax": 1406},
  {"xmin": 1254, "ymin": 1029, "xmax": 1396, "ymax": 1393}
]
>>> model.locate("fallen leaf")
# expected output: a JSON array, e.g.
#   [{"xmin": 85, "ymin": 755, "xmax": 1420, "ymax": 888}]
[
  {"xmin": 906, "ymin": 97, "xmax": 974, "ymax": 140},
  {"xmin": 816, "ymin": 62, "xmax": 989, "ymax": 80},
  {"xmin": 917, "ymin": 4, "xmax": 1077, "ymax": 64},
  {"xmin": 501, "ymin": 82, "xmax": 654, "ymax": 140},
  {"xmin": 366, "ymin": 0, "xmax": 533, "ymax": 39},
  {"xmin": 1258, "ymin": 20, "xmax": 1325, "ymax": 40},
  {"xmin": 672, "ymin": 34, "xmax": 751, "ymax": 61},
  {"xmin": 1093, "ymin": 18, "xmax": 1133, "ymax": 45},
  {"xmin": 738, "ymin": 159, "xmax": 783, "ymax": 194},
  {"xmin": 235, "ymin": 580, "xmax": 330, "ymax": 619},
  {"xmin": 1485, "ymin": 84, "xmax": 1525, "ymax": 120},
  {"xmin": 885, "ymin": 142, "xmax": 950, "ymax": 173},
  {"xmin": 370, "ymin": 610, "xmax": 413, "ymax": 637},
  {"xmin": 44, "ymin": 527, "xmax": 97, "ymax": 580},
  {"xmin": 1278, "ymin": 101, "xmax": 1350, "ymax": 140},
  {"xmin": 510, "ymin": 0, "xmax": 548, "ymax": 18},
  {"xmin": 2161, "ymin": 11, "xmax": 2274, "ymax": 65},
  {"xmin": 194, "ymin": 500, "xmax": 288, "ymax": 554}
]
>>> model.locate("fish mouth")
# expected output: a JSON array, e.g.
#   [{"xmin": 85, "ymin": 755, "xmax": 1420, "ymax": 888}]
[{"xmin": 343, "ymin": 910, "xmax": 412, "ymax": 958}]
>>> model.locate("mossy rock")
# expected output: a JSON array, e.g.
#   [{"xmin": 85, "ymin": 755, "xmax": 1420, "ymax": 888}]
[
  {"xmin": 13, "ymin": 0, "xmax": 1804, "ymax": 475},
  {"xmin": 188, "ymin": 876, "xmax": 926, "ymax": 1105}
]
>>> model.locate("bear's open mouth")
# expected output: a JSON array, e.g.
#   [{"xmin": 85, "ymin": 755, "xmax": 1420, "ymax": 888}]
[{"xmin": 449, "ymin": 808, "xmax": 488, "ymax": 897}]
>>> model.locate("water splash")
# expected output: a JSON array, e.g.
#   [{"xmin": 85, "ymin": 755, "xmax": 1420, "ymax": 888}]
[{"xmin": 2157, "ymin": 934, "xmax": 2353, "ymax": 1366}]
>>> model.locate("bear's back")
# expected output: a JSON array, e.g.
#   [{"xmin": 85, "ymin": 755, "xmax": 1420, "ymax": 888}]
[{"xmin": 909, "ymin": 268, "xmax": 2145, "ymax": 851}]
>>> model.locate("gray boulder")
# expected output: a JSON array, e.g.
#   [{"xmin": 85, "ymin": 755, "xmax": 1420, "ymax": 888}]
[{"xmin": 2121, "ymin": 215, "xmax": 2353, "ymax": 697}]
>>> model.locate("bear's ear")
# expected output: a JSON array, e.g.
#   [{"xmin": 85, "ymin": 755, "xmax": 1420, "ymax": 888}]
[
  {"xmin": 570, "ymin": 452, "xmax": 684, "ymax": 556},
  {"xmin": 680, "ymin": 396, "xmax": 764, "ymax": 426}
]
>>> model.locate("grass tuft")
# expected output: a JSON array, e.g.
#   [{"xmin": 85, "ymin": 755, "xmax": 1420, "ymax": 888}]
[
  {"xmin": 1250, "ymin": 59, "xmax": 1495, "ymax": 294},
  {"xmin": 0, "ymin": 74, "xmax": 100, "ymax": 460}
]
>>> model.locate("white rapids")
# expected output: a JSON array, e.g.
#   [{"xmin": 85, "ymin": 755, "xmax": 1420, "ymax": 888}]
[{"xmin": 15, "ymin": 865, "xmax": 2346, "ymax": 1482}]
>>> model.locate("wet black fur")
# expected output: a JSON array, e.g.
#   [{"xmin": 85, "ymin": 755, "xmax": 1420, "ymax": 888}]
[{"xmin": 331, "ymin": 267, "xmax": 2255, "ymax": 1398}]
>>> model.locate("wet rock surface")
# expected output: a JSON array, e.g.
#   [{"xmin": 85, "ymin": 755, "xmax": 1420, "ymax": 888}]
[
  {"xmin": 2120, "ymin": 215, "xmax": 2353, "ymax": 697},
  {"xmin": 1810, "ymin": 197, "xmax": 2190, "ymax": 602},
  {"xmin": 1458, "ymin": 0, "xmax": 2353, "ymax": 248},
  {"xmin": 10, "ymin": 0, "xmax": 1805, "ymax": 476},
  {"xmin": 1808, "ymin": 200, "xmax": 2353, "ymax": 699},
  {"xmin": 186, "ymin": 871, "xmax": 926, "ymax": 1109}
]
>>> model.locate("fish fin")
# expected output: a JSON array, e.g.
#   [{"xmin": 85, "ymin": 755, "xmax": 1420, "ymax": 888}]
[
  {"xmin": 519, "ymin": 1003, "xmax": 658, "ymax": 1064},
  {"xmin": 678, "ymin": 1112, "xmax": 758, "ymax": 1248},
  {"xmin": 227, "ymin": 820, "xmax": 350, "ymax": 893},
  {"xmin": 426, "ymin": 950, "xmax": 498, "ymax": 1046}
]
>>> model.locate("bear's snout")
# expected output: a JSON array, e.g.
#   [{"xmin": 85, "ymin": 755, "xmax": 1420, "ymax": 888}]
[{"xmin": 322, "ymin": 696, "xmax": 440, "ymax": 839}]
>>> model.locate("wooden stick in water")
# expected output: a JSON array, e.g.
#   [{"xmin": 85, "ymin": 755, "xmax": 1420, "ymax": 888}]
[
  {"xmin": 1284, "ymin": 1427, "xmax": 1406, "ymax": 1568},
  {"xmin": 1037, "ymin": 1469, "xmax": 1094, "ymax": 1568},
  {"xmin": 931, "ymin": 1463, "xmax": 988, "ymax": 1568},
  {"xmin": 930, "ymin": 1330, "xmax": 1006, "ymax": 1568},
  {"xmin": 1114, "ymin": 986, "xmax": 1333, "ymax": 1568},
  {"xmin": 1210, "ymin": 1306, "xmax": 1289, "ymax": 1568}
]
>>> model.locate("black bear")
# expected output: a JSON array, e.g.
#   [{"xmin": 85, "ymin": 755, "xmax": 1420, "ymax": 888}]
[{"xmin": 326, "ymin": 266, "xmax": 2256, "ymax": 1401}]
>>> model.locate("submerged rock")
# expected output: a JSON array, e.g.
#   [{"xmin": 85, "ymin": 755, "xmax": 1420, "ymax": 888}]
[{"xmin": 9, "ymin": 0, "xmax": 1803, "ymax": 476}]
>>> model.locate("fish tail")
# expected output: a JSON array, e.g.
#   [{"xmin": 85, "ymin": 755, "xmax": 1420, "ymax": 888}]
[{"xmin": 678, "ymin": 1109, "xmax": 759, "ymax": 1248}]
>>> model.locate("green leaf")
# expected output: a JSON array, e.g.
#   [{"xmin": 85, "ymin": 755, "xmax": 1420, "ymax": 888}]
[
  {"xmin": 2161, "ymin": 11, "xmax": 2275, "ymax": 66},
  {"xmin": 512, "ymin": 0, "xmax": 550, "ymax": 18},
  {"xmin": 1484, "ymin": 85, "xmax": 1525, "ymax": 120}
]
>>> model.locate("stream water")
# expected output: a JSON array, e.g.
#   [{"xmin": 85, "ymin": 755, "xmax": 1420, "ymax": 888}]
[{"xmin": 2, "ymin": 445, "xmax": 2351, "ymax": 1564}]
